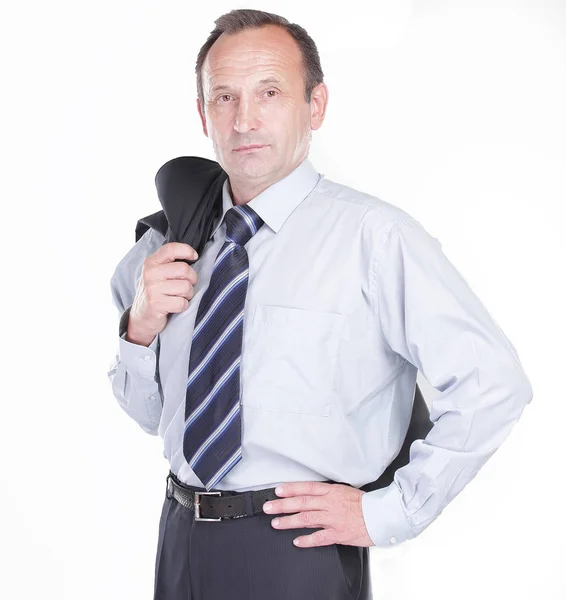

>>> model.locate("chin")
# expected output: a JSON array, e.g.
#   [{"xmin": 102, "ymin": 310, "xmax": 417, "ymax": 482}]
[{"xmin": 230, "ymin": 158, "xmax": 274, "ymax": 179}]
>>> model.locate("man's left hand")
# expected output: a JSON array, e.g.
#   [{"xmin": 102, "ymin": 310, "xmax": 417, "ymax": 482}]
[{"xmin": 262, "ymin": 481, "xmax": 375, "ymax": 548}]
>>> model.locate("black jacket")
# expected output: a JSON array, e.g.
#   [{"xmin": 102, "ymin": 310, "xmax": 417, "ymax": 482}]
[{"xmin": 133, "ymin": 155, "xmax": 434, "ymax": 493}]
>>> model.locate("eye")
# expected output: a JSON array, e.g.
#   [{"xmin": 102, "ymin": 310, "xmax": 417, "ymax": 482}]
[
  {"xmin": 265, "ymin": 90, "xmax": 278, "ymax": 98},
  {"xmin": 217, "ymin": 94, "xmax": 232, "ymax": 103}
]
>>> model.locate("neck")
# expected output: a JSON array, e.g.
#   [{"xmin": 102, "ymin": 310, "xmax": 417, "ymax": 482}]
[
  {"xmin": 228, "ymin": 178, "xmax": 271, "ymax": 206},
  {"xmin": 227, "ymin": 154, "xmax": 308, "ymax": 206}
]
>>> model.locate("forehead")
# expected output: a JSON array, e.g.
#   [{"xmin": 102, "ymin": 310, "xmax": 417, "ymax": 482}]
[{"xmin": 202, "ymin": 25, "xmax": 303, "ymax": 85}]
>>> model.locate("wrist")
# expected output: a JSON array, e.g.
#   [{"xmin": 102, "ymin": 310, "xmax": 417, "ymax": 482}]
[
  {"xmin": 119, "ymin": 306, "xmax": 156, "ymax": 347},
  {"xmin": 126, "ymin": 321, "xmax": 156, "ymax": 347}
]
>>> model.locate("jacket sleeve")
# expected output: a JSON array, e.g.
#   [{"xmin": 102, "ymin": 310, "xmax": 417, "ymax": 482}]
[
  {"xmin": 107, "ymin": 228, "xmax": 165, "ymax": 435},
  {"xmin": 361, "ymin": 218, "xmax": 534, "ymax": 548}
]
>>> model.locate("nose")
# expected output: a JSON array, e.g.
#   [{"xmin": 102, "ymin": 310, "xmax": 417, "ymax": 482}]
[{"xmin": 233, "ymin": 98, "xmax": 260, "ymax": 134}]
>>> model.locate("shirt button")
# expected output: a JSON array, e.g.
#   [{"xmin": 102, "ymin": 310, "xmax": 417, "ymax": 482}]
[
  {"xmin": 149, "ymin": 394, "xmax": 156, "ymax": 400},
  {"xmin": 143, "ymin": 355, "xmax": 151, "ymax": 361},
  {"xmin": 389, "ymin": 536, "xmax": 397, "ymax": 545}
]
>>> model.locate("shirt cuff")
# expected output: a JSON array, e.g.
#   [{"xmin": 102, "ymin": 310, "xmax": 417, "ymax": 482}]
[
  {"xmin": 361, "ymin": 481, "xmax": 417, "ymax": 548},
  {"xmin": 118, "ymin": 330, "xmax": 158, "ymax": 375}
]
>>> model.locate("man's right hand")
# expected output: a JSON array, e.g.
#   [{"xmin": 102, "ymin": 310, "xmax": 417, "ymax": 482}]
[{"xmin": 126, "ymin": 242, "xmax": 199, "ymax": 346}]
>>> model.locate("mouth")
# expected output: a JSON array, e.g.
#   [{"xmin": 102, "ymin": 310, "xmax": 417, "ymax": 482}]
[{"xmin": 233, "ymin": 144, "xmax": 268, "ymax": 152}]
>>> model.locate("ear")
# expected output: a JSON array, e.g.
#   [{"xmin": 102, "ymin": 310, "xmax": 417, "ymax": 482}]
[
  {"xmin": 197, "ymin": 97, "xmax": 209, "ymax": 137},
  {"xmin": 309, "ymin": 82, "xmax": 329, "ymax": 131}
]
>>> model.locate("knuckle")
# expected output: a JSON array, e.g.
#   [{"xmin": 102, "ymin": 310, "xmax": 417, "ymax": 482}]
[
  {"xmin": 299, "ymin": 511, "xmax": 311, "ymax": 525},
  {"xmin": 313, "ymin": 530, "xmax": 326, "ymax": 545}
]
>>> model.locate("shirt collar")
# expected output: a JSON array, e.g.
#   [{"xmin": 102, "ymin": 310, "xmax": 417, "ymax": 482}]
[{"xmin": 209, "ymin": 156, "xmax": 321, "ymax": 239}]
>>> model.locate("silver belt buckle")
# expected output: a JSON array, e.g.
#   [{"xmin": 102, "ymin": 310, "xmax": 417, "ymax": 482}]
[{"xmin": 194, "ymin": 491, "xmax": 223, "ymax": 521}]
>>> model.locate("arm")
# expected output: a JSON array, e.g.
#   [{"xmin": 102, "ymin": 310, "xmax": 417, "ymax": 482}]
[
  {"xmin": 361, "ymin": 218, "xmax": 533, "ymax": 547},
  {"xmin": 107, "ymin": 228, "xmax": 165, "ymax": 435}
]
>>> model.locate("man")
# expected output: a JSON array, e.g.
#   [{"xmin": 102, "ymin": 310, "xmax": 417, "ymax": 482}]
[{"xmin": 108, "ymin": 8, "xmax": 533, "ymax": 600}]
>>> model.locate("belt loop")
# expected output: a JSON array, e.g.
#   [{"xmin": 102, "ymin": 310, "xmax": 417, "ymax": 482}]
[
  {"xmin": 166, "ymin": 473, "xmax": 174, "ymax": 499},
  {"xmin": 244, "ymin": 491, "xmax": 254, "ymax": 517}
]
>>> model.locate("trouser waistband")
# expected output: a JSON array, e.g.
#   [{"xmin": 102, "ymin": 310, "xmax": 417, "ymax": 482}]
[{"xmin": 165, "ymin": 471, "xmax": 280, "ymax": 521}]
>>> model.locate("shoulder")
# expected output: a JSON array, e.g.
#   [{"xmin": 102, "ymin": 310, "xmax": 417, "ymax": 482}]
[
  {"xmin": 111, "ymin": 227, "xmax": 166, "ymax": 281},
  {"xmin": 313, "ymin": 174, "xmax": 420, "ymax": 232}
]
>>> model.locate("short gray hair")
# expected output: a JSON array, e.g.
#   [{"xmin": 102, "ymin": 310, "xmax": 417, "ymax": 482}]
[{"xmin": 195, "ymin": 9, "xmax": 324, "ymax": 107}]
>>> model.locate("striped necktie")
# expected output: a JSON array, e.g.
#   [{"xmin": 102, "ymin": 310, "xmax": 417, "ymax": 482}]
[{"xmin": 183, "ymin": 203, "xmax": 265, "ymax": 490}]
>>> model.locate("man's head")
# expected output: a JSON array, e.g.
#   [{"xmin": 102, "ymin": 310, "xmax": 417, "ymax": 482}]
[{"xmin": 195, "ymin": 9, "xmax": 328, "ymax": 200}]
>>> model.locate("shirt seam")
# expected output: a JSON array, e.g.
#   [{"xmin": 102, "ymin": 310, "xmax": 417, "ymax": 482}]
[{"xmin": 368, "ymin": 217, "xmax": 418, "ymax": 355}]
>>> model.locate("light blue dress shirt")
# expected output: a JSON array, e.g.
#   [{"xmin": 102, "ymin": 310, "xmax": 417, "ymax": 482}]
[{"xmin": 108, "ymin": 156, "xmax": 533, "ymax": 548}]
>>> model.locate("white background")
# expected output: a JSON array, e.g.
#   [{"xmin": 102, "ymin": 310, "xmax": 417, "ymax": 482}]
[{"xmin": 1, "ymin": 1, "xmax": 564, "ymax": 598}]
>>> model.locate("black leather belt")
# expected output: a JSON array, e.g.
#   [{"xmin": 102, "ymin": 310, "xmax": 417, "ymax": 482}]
[{"xmin": 166, "ymin": 471, "xmax": 280, "ymax": 522}]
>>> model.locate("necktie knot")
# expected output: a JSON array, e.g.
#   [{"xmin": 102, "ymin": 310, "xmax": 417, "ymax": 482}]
[{"xmin": 224, "ymin": 205, "xmax": 264, "ymax": 247}]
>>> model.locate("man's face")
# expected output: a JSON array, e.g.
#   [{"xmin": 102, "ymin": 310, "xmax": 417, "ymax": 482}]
[{"xmin": 197, "ymin": 25, "xmax": 327, "ymax": 185}]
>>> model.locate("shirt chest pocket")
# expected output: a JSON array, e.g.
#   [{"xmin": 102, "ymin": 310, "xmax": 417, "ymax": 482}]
[{"xmin": 241, "ymin": 305, "xmax": 345, "ymax": 416}]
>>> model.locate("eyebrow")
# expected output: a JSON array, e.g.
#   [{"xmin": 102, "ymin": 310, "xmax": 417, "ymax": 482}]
[{"xmin": 211, "ymin": 77, "xmax": 282, "ymax": 94}]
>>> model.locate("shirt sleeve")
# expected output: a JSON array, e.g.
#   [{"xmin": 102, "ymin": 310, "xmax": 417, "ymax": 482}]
[
  {"xmin": 361, "ymin": 218, "xmax": 534, "ymax": 548},
  {"xmin": 106, "ymin": 229, "xmax": 164, "ymax": 435}
]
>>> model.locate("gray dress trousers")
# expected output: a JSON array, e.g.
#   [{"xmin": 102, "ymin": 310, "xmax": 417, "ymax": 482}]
[{"xmin": 153, "ymin": 477, "xmax": 373, "ymax": 600}]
